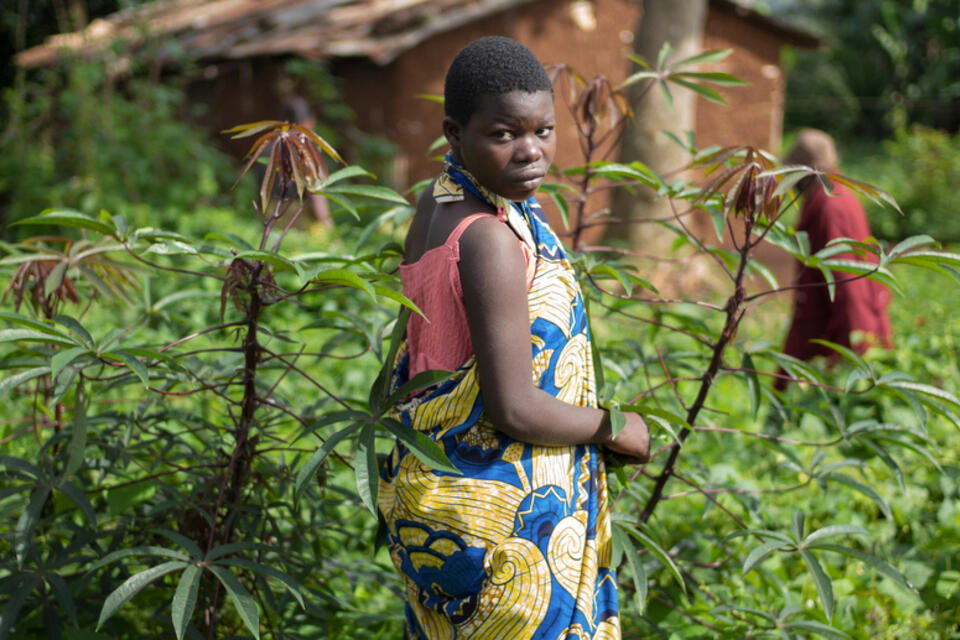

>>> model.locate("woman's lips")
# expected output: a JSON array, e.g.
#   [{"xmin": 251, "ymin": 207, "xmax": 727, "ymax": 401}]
[{"xmin": 511, "ymin": 170, "xmax": 546, "ymax": 186}]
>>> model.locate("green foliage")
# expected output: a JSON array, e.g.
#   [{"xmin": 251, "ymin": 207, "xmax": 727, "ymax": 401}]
[
  {"xmin": 0, "ymin": 56, "xmax": 253, "ymax": 237},
  {"xmin": 2, "ymin": 48, "xmax": 960, "ymax": 640},
  {"xmin": 840, "ymin": 126, "xmax": 960, "ymax": 242},
  {"xmin": 778, "ymin": 0, "xmax": 960, "ymax": 136}
]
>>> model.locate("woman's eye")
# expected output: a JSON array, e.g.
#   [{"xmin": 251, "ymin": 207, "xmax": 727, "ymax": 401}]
[
  {"xmin": 492, "ymin": 130, "xmax": 514, "ymax": 141},
  {"xmin": 536, "ymin": 126, "xmax": 554, "ymax": 138}
]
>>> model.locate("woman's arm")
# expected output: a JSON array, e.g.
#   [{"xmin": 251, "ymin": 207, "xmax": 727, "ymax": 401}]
[{"xmin": 458, "ymin": 216, "xmax": 649, "ymax": 460}]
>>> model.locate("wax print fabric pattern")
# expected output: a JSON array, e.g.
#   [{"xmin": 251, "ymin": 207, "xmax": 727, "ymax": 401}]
[{"xmin": 378, "ymin": 156, "xmax": 620, "ymax": 639}]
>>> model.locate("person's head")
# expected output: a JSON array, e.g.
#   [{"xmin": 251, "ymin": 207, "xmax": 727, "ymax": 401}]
[
  {"xmin": 784, "ymin": 128, "xmax": 839, "ymax": 194},
  {"xmin": 442, "ymin": 36, "xmax": 556, "ymax": 201}
]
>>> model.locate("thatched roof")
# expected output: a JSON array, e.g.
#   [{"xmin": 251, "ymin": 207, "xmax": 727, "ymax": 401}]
[
  {"xmin": 15, "ymin": 0, "xmax": 819, "ymax": 70},
  {"xmin": 15, "ymin": 0, "xmax": 537, "ymax": 69}
]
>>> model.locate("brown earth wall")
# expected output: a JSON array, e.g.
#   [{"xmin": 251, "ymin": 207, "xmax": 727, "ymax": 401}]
[
  {"xmin": 342, "ymin": 0, "xmax": 642, "ymax": 241},
  {"xmin": 190, "ymin": 1, "xmax": 797, "ymax": 283},
  {"xmin": 697, "ymin": 8, "xmax": 786, "ymax": 154}
]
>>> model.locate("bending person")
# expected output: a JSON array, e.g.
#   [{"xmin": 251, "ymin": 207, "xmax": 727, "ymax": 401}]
[{"xmin": 778, "ymin": 129, "xmax": 893, "ymax": 388}]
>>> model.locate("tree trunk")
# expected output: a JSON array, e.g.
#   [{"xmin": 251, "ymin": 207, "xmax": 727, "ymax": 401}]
[{"xmin": 614, "ymin": 0, "xmax": 708, "ymax": 289}]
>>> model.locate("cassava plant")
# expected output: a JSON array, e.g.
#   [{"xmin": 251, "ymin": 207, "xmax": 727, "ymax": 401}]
[{"xmin": 0, "ymin": 117, "xmax": 438, "ymax": 638}]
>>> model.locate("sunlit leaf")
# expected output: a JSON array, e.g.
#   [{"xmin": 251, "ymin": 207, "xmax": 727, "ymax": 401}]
[
  {"xmin": 172, "ymin": 564, "xmax": 202, "ymax": 640},
  {"xmin": 802, "ymin": 524, "xmax": 869, "ymax": 547},
  {"xmin": 15, "ymin": 486, "xmax": 51, "ymax": 567},
  {"xmin": 97, "ymin": 561, "xmax": 187, "ymax": 629},
  {"xmin": 672, "ymin": 70, "xmax": 747, "ymax": 86},
  {"xmin": 825, "ymin": 473, "xmax": 892, "ymax": 522},
  {"xmin": 372, "ymin": 284, "xmax": 425, "ymax": 318},
  {"xmin": 608, "ymin": 402, "xmax": 626, "ymax": 438},
  {"xmin": 207, "ymin": 565, "xmax": 260, "ymax": 640},
  {"xmin": 314, "ymin": 165, "xmax": 372, "ymax": 190},
  {"xmin": 625, "ymin": 525, "xmax": 686, "ymax": 594},
  {"xmin": 143, "ymin": 240, "xmax": 198, "ymax": 256},
  {"xmin": 613, "ymin": 523, "xmax": 647, "ymax": 613},
  {"xmin": 325, "ymin": 184, "xmax": 410, "ymax": 205},
  {"xmin": 668, "ymin": 77, "xmax": 726, "ymax": 104},
  {"xmin": 355, "ymin": 424, "xmax": 379, "ymax": 516},
  {"xmin": 219, "ymin": 557, "xmax": 306, "ymax": 608},
  {"xmin": 0, "ymin": 366, "xmax": 52, "ymax": 399},
  {"xmin": 379, "ymin": 417, "xmax": 460, "ymax": 475},
  {"xmin": 312, "ymin": 268, "xmax": 376, "ymax": 300},
  {"xmin": 783, "ymin": 620, "xmax": 851, "ymax": 639},
  {"xmin": 812, "ymin": 544, "xmax": 915, "ymax": 593},
  {"xmin": 88, "ymin": 546, "xmax": 192, "ymax": 572},
  {"xmin": 295, "ymin": 422, "xmax": 362, "ymax": 500},
  {"xmin": 800, "ymin": 548, "xmax": 834, "ymax": 621},
  {"xmin": 233, "ymin": 250, "xmax": 298, "ymax": 274},
  {"xmin": 883, "ymin": 381, "xmax": 960, "ymax": 413},
  {"xmin": 109, "ymin": 351, "xmax": 150, "ymax": 388},
  {"xmin": 13, "ymin": 209, "xmax": 116, "ymax": 237},
  {"xmin": 742, "ymin": 539, "xmax": 790, "ymax": 576},
  {"xmin": 808, "ymin": 339, "xmax": 871, "ymax": 375},
  {"xmin": 222, "ymin": 120, "xmax": 284, "ymax": 138},
  {"xmin": 383, "ymin": 368, "xmax": 458, "ymax": 410},
  {"xmin": 887, "ymin": 234, "xmax": 936, "ymax": 258},
  {"xmin": 672, "ymin": 48, "xmax": 732, "ymax": 68},
  {"xmin": 427, "ymin": 135, "xmax": 449, "ymax": 154}
]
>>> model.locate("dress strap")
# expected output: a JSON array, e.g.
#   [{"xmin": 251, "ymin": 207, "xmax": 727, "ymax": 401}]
[{"xmin": 443, "ymin": 213, "xmax": 494, "ymax": 255}]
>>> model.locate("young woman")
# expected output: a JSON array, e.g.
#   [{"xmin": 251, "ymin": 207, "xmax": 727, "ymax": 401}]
[{"xmin": 377, "ymin": 36, "xmax": 650, "ymax": 639}]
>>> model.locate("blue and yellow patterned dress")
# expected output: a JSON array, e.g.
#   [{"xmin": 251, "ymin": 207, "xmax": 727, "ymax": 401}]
[{"xmin": 378, "ymin": 158, "xmax": 620, "ymax": 639}]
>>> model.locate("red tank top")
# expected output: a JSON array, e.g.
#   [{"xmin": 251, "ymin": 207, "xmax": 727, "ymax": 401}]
[{"xmin": 398, "ymin": 212, "xmax": 535, "ymax": 377}]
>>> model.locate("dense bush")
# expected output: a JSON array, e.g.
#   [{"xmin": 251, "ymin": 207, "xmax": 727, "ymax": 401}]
[
  {"xmin": 839, "ymin": 126, "xmax": 960, "ymax": 242},
  {"xmin": 0, "ymin": 56, "xmax": 253, "ymax": 237},
  {"xmin": 2, "ymin": 51, "xmax": 960, "ymax": 639},
  {"xmin": 779, "ymin": 0, "xmax": 960, "ymax": 136}
]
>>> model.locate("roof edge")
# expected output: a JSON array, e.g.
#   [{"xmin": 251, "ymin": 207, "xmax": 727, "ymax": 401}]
[{"xmin": 709, "ymin": 0, "xmax": 822, "ymax": 49}]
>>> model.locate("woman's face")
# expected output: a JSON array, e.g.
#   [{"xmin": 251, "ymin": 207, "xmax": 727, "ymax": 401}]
[{"xmin": 445, "ymin": 89, "xmax": 556, "ymax": 202}]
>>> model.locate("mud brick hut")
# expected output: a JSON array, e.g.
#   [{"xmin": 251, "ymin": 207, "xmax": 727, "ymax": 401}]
[{"xmin": 17, "ymin": 0, "xmax": 819, "ymax": 228}]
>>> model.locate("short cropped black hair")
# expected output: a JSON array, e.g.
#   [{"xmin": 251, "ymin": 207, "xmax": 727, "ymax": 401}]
[{"xmin": 444, "ymin": 36, "xmax": 553, "ymax": 125}]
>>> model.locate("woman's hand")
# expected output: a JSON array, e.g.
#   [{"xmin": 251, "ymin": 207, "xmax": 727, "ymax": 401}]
[{"xmin": 604, "ymin": 412, "xmax": 650, "ymax": 464}]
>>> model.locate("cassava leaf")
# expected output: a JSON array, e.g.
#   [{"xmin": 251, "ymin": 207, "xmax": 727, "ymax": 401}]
[
  {"xmin": 379, "ymin": 417, "xmax": 460, "ymax": 475},
  {"xmin": 800, "ymin": 548, "xmax": 834, "ymax": 621},
  {"xmin": 355, "ymin": 424, "xmax": 379, "ymax": 516},
  {"xmin": 295, "ymin": 421, "xmax": 362, "ymax": 499},
  {"xmin": 172, "ymin": 564, "xmax": 202, "ymax": 640},
  {"xmin": 207, "ymin": 565, "xmax": 260, "ymax": 639},
  {"xmin": 97, "ymin": 561, "xmax": 187, "ymax": 629}
]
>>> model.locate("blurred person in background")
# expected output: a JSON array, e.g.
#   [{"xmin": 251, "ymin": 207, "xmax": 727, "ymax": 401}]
[{"xmin": 776, "ymin": 129, "xmax": 893, "ymax": 389}]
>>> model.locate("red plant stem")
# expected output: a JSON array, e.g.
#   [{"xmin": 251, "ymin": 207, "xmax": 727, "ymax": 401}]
[
  {"xmin": 122, "ymin": 242, "xmax": 225, "ymax": 281},
  {"xmin": 259, "ymin": 346, "xmax": 355, "ymax": 412},
  {"xmin": 83, "ymin": 462, "xmax": 226, "ymax": 494},
  {"xmin": 271, "ymin": 202, "xmax": 305, "ymax": 252},
  {"xmin": 694, "ymin": 425, "xmax": 843, "ymax": 447},
  {"xmin": 746, "ymin": 266, "xmax": 886, "ymax": 303},
  {"xmin": 158, "ymin": 321, "xmax": 245, "ymax": 352},
  {"xmin": 571, "ymin": 140, "xmax": 595, "ymax": 252},
  {"xmin": 656, "ymin": 345, "xmax": 689, "ymax": 411},
  {"xmin": 668, "ymin": 471, "xmax": 751, "ymax": 531}
]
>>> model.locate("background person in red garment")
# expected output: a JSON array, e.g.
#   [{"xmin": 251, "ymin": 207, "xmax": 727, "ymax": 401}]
[{"xmin": 777, "ymin": 129, "xmax": 893, "ymax": 389}]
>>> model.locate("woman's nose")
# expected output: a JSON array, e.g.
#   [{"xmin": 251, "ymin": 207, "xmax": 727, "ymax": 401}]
[{"xmin": 513, "ymin": 135, "xmax": 542, "ymax": 163}]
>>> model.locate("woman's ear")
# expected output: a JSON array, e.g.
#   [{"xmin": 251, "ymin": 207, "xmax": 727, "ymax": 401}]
[{"xmin": 442, "ymin": 116, "xmax": 462, "ymax": 150}]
